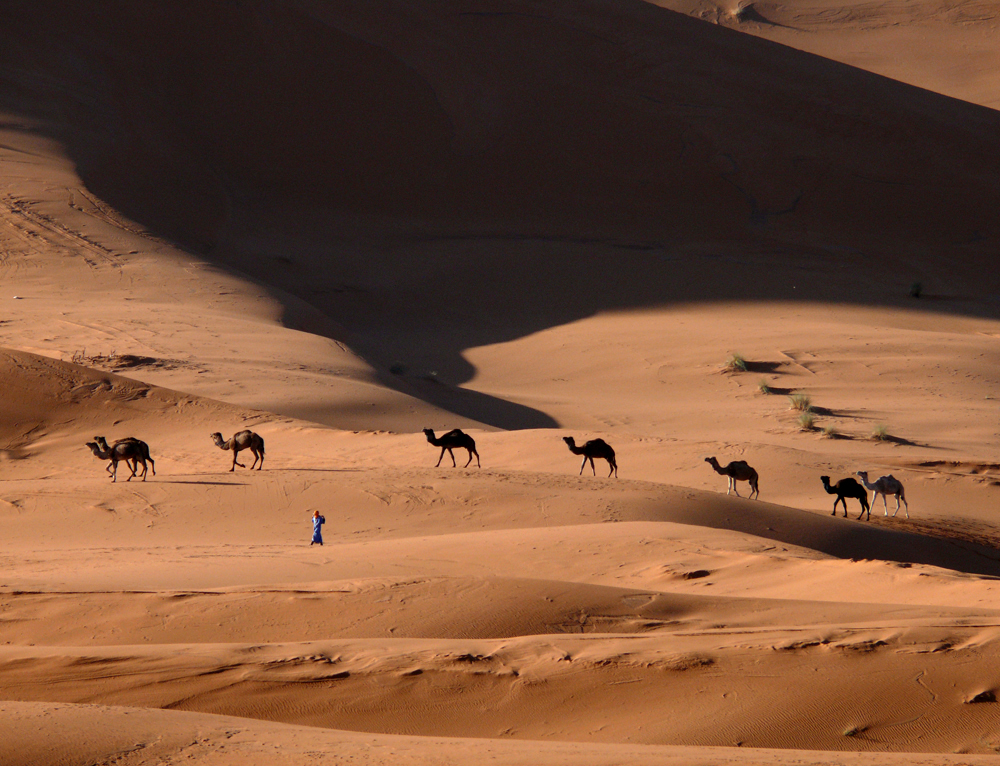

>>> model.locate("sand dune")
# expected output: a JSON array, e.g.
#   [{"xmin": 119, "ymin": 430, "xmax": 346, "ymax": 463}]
[{"xmin": 4, "ymin": 0, "xmax": 1000, "ymax": 763}]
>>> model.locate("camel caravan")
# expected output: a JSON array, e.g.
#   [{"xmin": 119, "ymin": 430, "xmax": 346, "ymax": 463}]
[{"xmin": 82, "ymin": 427, "xmax": 910, "ymax": 521}]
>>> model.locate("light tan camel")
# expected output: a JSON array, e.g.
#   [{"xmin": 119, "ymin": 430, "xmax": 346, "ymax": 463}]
[
  {"xmin": 705, "ymin": 456, "xmax": 759, "ymax": 499},
  {"xmin": 211, "ymin": 431, "xmax": 265, "ymax": 471},
  {"xmin": 87, "ymin": 436, "xmax": 155, "ymax": 482},
  {"xmin": 856, "ymin": 471, "xmax": 908, "ymax": 518},
  {"xmin": 423, "ymin": 428, "xmax": 480, "ymax": 468},
  {"xmin": 563, "ymin": 436, "xmax": 618, "ymax": 477}
]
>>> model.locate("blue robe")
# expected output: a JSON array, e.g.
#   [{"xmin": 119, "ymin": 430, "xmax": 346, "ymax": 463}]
[{"xmin": 311, "ymin": 515, "xmax": 325, "ymax": 544}]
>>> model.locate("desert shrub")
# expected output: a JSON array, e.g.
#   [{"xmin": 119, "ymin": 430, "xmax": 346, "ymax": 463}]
[
  {"xmin": 871, "ymin": 424, "xmax": 890, "ymax": 441},
  {"xmin": 758, "ymin": 379, "xmax": 771, "ymax": 394},
  {"xmin": 798, "ymin": 411, "xmax": 815, "ymax": 430},
  {"xmin": 822, "ymin": 426, "xmax": 838, "ymax": 439},
  {"xmin": 724, "ymin": 353, "xmax": 747, "ymax": 372},
  {"xmin": 788, "ymin": 393, "xmax": 811, "ymax": 411}
]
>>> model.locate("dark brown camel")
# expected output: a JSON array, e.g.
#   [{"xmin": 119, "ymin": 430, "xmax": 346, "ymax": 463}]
[
  {"xmin": 423, "ymin": 428, "xmax": 480, "ymax": 468},
  {"xmin": 211, "ymin": 431, "xmax": 265, "ymax": 471},
  {"xmin": 87, "ymin": 436, "xmax": 155, "ymax": 482},
  {"xmin": 820, "ymin": 475, "xmax": 870, "ymax": 520},
  {"xmin": 563, "ymin": 436, "xmax": 617, "ymax": 478},
  {"xmin": 705, "ymin": 456, "xmax": 759, "ymax": 499}
]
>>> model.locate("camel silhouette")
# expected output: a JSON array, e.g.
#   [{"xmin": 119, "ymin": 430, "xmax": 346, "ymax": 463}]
[
  {"xmin": 820, "ymin": 475, "xmax": 870, "ymax": 519},
  {"xmin": 422, "ymin": 428, "xmax": 480, "ymax": 467},
  {"xmin": 562, "ymin": 436, "xmax": 617, "ymax": 477}
]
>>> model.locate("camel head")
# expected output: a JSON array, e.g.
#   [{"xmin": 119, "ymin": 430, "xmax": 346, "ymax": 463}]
[
  {"xmin": 85, "ymin": 442, "xmax": 107, "ymax": 459},
  {"xmin": 562, "ymin": 436, "xmax": 575, "ymax": 447},
  {"xmin": 820, "ymin": 475, "xmax": 831, "ymax": 484},
  {"xmin": 210, "ymin": 432, "xmax": 225, "ymax": 447},
  {"xmin": 705, "ymin": 456, "xmax": 718, "ymax": 466},
  {"xmin": 422, "ymin": 428, "xmax": 436, "ymax": 442}
]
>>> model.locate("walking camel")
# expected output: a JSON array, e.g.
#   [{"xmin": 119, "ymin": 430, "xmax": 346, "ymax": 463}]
[
  {"xmin": 422, "ymin": 428, "xmax": 480, "ymax": 468},
  {"xmin": 705, "ymin": 456, "xmax": 759, "ymax": 499},
  {"xmin": 563, "ymin": 436, "xmax": 618, "ymax": 478},
  {"xmin": 820, "ymin": 475, "xmax": 870, "ymax": 520},
  {"xmin": 86, "ymin": 436, "xmax": 155, "ymax": 482},
  {"xmin": 856, "ymin": 471, "xmax": 908, "ymax": 518},
  {"xmin": 211, "ymin": 431, "xmax": 265, "ymax": 471}
]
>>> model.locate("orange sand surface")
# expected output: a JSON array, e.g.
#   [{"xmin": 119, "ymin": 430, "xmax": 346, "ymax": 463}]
[{"xmin": 3, "ymin": 1, "xmax": 1000, "ymax": 764}]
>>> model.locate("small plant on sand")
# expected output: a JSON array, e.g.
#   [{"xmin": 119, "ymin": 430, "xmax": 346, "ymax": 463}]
[
  {"xmin": 758, "ymin": 379, "xmax": 772, "ymax": 395},
  {"xmin": 724, "ymin": 353, "xmax": 747, "ymax": 373},
  {"xmin": 842, "ymin": 725, "xmax": 863, "ymax": 738},
  {"xmin": 788, "ymin": 393, "xmax": 811, "ymax": 412},
  {"xmin": 798, "ymin": 411, "xmax": 815, "ymax": 430},
  {"xmin": 822, "ymin": 425, "xmax": 838, "ymax": 439},
  {"xmin": 871, "ymin": 424, "xmax": 890, "ymax": 441}
]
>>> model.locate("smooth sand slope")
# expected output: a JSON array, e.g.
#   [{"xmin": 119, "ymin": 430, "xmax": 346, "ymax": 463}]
[{"xmin": 2, "ymin": 1, "xmax": 1000, "ymax": 764}]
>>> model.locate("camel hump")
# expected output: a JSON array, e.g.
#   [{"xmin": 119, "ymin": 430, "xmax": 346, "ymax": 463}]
[{"xmin": 442, "ymin": 429, "xmax": 466, "ymax": 439}]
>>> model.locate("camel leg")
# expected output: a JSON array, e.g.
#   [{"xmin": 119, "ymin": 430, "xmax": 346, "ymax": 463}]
[
  {"xmin": 249, "ymin": 449, "xmax": 261, "ymax": 470},
  {"xmin": 607, "ymin": 461, "xmax": 614, "ymax": 478},
  {"xmin": 731, "ymin": 478, "xmax": 741, "ymax": 497},
  {"xmin": 900, "ymin": 493, "xmax": 909, "ymax": 519},
  {"xmin": 471, "ymin": 448, "xmax": 480, "ymax": 468},
  {"xmin": 435, "ymin": 447, "xmax": 445, "ymax": 467},
  {"xmin": 579, "ymin": 457, "xmax": 587, "ymax": 475},
  {"xmin": 881, "ymin": 493, "xmax": 889, "ymax": 516},
  {"xmin": 588, "ymin": 457, "xmax": 596, "ymax": 476},
  {"xmin": 448, "ymin": 448, "xmax": 457, "ymax": 467},
  {"xmin": 464, "ymin": 450, "xmax": 473, "ymax": 468}
]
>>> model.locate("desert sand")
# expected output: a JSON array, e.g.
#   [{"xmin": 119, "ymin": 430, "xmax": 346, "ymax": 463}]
[{"xmin": 3, "ymin": 1, "xmax": 1000, "ymax": 764}]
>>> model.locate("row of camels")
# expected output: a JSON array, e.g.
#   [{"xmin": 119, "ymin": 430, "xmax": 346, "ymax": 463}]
[
  {"xmin": 85, "ymin": 426, "xmax": 908, "ymax": 520},
  {"xmin": 85, "ymin": 430, "xmax": 264, "ymax": 481},
  {"xmin": 703, "ymin": 456, "xmax": 908, "ymax": 518},
  {"xmin": 422, "ymin": 429, "xmax": 619, "ymax": 478},
  {"xmin": 424, "ymin": 430, "xmax": 907, "ymax": 519}
]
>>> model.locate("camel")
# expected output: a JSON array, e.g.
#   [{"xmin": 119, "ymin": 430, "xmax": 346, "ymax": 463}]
[
  {"xmin": 86, "ymin": 436, "xmax": 155, "ymax": 482},
  {"xmin": 563, "ymin": 436, "xmax": 617, "ymax": 478},
  {"xmin": 856, "ymin": 471, "xmax": 908, "ymax": 518},
  {"xmin": 423, "ymin": 428, "xmax": 480, "ymax": 468},
  {"xmin": 210, "ymin": 430, "xmax": 265, "ymax": 471},
  {"xmin": 820, "ymin": 475, "xmax": 870, "ymax": 520},
  {"xmin": 705, "ymin": 456, "xmax": 759, "ymax": 499}
]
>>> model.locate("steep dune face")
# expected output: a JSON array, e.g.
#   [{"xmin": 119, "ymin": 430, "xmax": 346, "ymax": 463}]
[{"xmin": 4, "ymin": 0, "xmax": 1000, "ymax": 254}]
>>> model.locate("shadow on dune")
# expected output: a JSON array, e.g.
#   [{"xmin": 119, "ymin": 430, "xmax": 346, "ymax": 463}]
[
  {"xmin": 3, "ymin": 1, "xmax": 1000, "ymax": 427},
  {"xmin": 641, "ymin": 491, "xmax": 1000, "ymax": 578}
]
